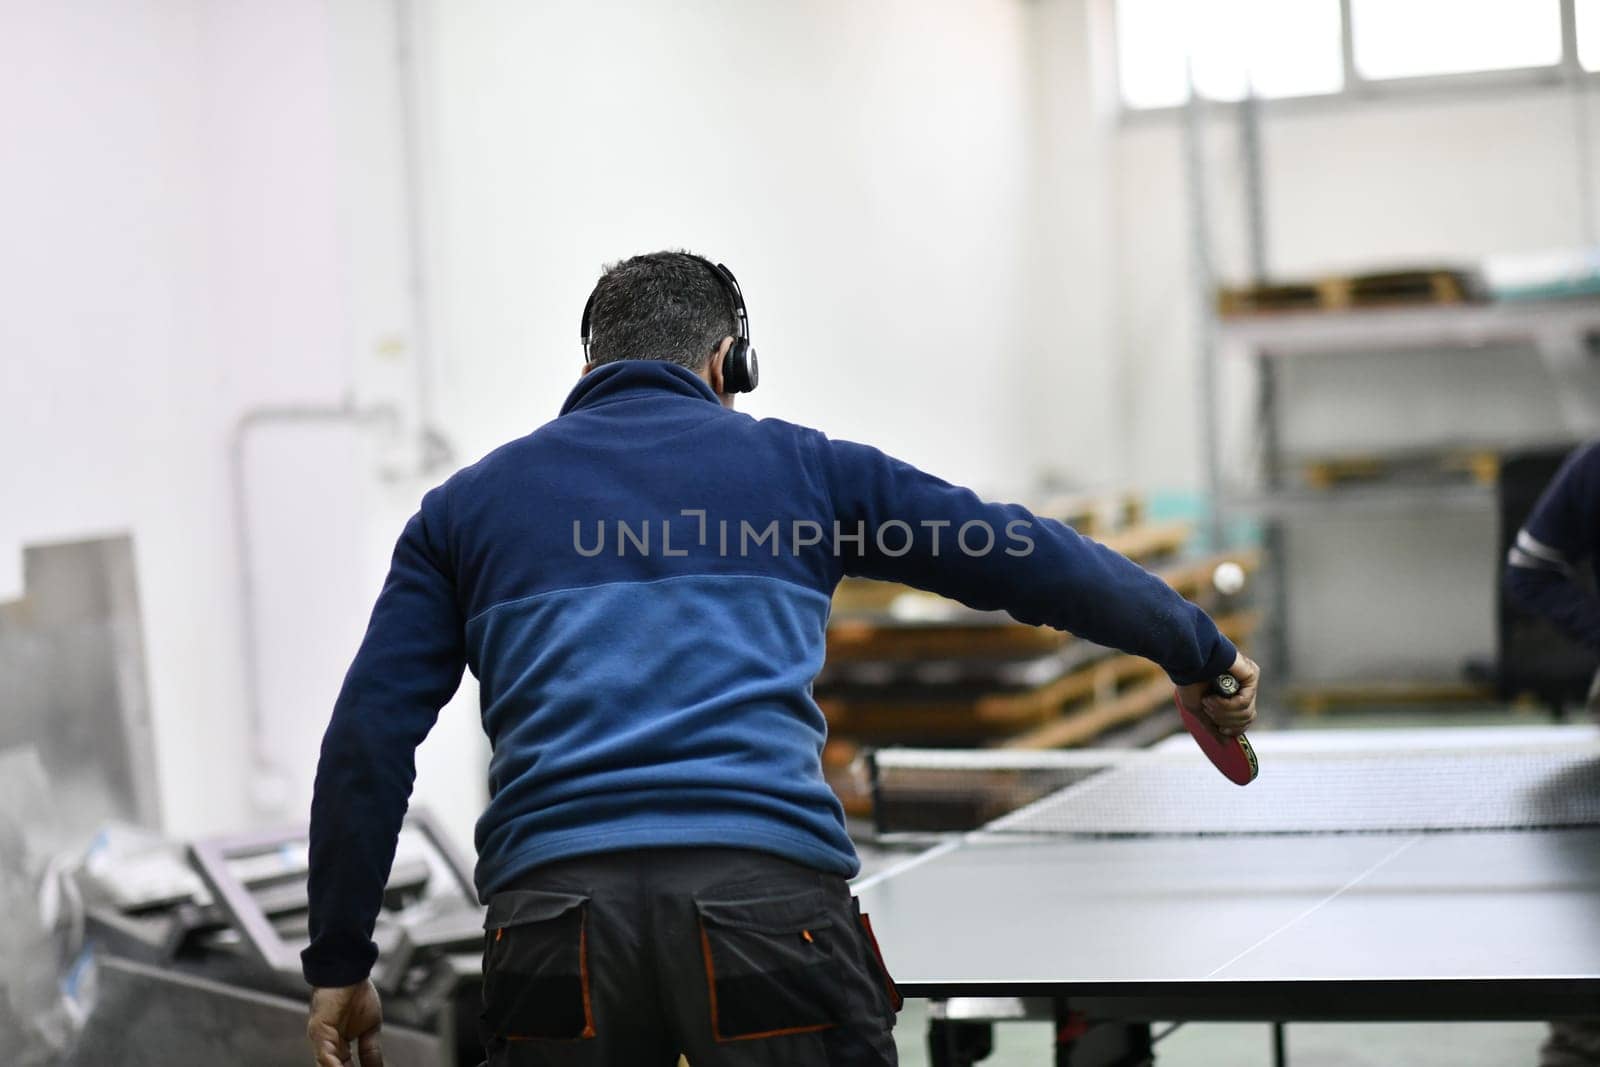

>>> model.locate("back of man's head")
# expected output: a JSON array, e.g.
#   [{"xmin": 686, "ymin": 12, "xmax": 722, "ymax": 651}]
[{"xmin": 586, "ymin": 251, "xmax": 737, "ymax": 371}]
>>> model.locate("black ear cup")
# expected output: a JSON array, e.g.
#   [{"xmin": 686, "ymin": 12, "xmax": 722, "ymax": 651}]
[{"xmin": 722, "ymin": 340, "xmax": 758, "ymax": 393}]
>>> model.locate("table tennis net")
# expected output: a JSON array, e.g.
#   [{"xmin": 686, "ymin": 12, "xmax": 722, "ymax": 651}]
[{"xmin": 868, "ymin": 741, "xmax": 1600, "ymax": 838}]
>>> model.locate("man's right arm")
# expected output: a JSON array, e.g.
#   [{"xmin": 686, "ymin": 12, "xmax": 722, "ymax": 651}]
[
  {"xmin": 820, "ymin": 437, "xmax": 1237, "ymax": 687},
  {"xmin": 302, "ymin": 488, "xmax": 466, "ymax": 991}
]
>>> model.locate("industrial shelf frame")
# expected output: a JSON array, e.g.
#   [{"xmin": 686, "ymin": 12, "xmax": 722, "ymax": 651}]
[{"xmin": 1210, "ymin": 298, "xmax": 1600, "ymax": 683}]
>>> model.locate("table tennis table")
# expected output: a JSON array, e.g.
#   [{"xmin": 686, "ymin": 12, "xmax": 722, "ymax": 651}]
[{"xmin": 852, "ymin": 725, "xmax": 1600, "ymax": 1066}]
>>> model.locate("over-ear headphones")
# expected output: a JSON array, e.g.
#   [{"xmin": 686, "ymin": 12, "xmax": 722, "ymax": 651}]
[{"xmin": 580, "ymin": 253, "xmax": 760, "ymax": 394}]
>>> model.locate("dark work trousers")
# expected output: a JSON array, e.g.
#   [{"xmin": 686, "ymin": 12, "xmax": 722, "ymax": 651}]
[{"xmin": 477, "ymin": 847, "xmax": 902, "ymax": 1067}]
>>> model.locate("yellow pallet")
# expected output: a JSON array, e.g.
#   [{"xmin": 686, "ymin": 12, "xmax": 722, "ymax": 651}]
[{"xmin": 1219, "ymin": 268, "xmax": 1479, "ymax": 317}]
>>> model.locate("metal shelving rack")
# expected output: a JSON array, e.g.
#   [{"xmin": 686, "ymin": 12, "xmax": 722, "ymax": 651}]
[
  {"xmin": 1212, "ymin": 297, "xmax": 1600, "ymax": 683},
  {"xmin": 1175, "ymin": 7, "xmax": 1600, "ymax": 693}
]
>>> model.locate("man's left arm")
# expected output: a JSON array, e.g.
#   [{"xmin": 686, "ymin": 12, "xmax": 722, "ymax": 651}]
[{"xmin": 302, "ymin": 485, "xmax": 467, "ymax": 990}]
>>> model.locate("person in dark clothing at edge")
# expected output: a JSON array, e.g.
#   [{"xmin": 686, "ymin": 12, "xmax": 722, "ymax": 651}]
[
  {"xmin": 302, "ymin": 250, "xmax": 1261, "ymax": 1067},
  {"xmin": 1504, "ymin": 440, "xmax": 1600, "ymax": 1067}
]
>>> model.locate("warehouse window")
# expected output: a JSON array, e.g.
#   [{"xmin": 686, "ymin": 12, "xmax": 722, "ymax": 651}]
[
  {"xmin": 1116, "ymin": 0, "xmax": 1344, "ymax": 109},
  {"xmin": 1350, "ymin": 0, "xmax": 1561, "ymax": 80},
  {"xmin": 1579, "ymin": 0, "xmax": 1600, "ymax": 71},
  {"xmin": 1118, "ymin": 0, "xmax": 1575, "ymax": 111}
]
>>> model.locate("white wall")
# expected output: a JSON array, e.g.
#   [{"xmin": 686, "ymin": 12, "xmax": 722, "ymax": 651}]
[
  {"xmin": 1019, "ymin": 0, "xmax": 1124, "ymax": 491},
  {"xmin": 0, "ymin": 0, "xmax": 479, "ymax": 840},
  {"xmin": 0, "ymin": 1, "xmax": 331, "ymax": 836},
  {"xmin": 419, "ymin": 0, "xmax": 1043, "ymax": 496},
  {"xmin": 3, "ymin": 0, "xmax": 1067, "ymax": 849}
]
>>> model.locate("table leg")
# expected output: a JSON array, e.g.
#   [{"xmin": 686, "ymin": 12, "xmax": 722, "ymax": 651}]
[
  {"xmin": 1052, "ymin": 1003, "xmax": 1153, "ymax": 1067},
  {"xmin": 927, "ymin": 1016, "xmax": 995, "ymax": 1067}
]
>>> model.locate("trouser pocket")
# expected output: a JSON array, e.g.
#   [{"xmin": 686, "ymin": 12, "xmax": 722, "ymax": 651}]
[
  {"xmin": 853, "ymin": 902, "xmax": 903, "ymax": 1016},
  {"xmin": 695, "ymin": 886, "xmax": 845, "ymax": 1042},
  {"xmin": 481, "ymin": 889, "xmax": 596, "ymax": 1042}
]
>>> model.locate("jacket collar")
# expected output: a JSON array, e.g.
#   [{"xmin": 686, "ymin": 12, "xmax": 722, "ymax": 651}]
[{"xmin": 559, "ymin": 360, "xmax": 721, "ymax": 415}]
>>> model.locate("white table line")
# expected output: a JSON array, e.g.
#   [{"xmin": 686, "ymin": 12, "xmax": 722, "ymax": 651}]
[
  {"xmin": 1204, "ymin": 835, "xmax": 1424, "ymax": 979},
  {"xmin": 852, "ymin": 838, "xmax": 961, "ymax": 893}
]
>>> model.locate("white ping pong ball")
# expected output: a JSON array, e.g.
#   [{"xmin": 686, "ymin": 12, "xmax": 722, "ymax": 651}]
[{"xmin": 1212, "ymin": 561, "xmax": 1246, "ymax": 595}]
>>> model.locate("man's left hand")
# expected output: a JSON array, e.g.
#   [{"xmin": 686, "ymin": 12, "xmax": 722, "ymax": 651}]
[{"xmin": 307, "ymin": 979, "xmax": 384, "ymax": 1067}]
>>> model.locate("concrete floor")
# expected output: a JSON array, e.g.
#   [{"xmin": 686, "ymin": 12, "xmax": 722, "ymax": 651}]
[{"xmin": 869, "ymin": 702, "xmax": 1576, "ymax": 1066}]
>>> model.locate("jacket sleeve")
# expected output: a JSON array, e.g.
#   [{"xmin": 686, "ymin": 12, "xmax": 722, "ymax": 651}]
[
  {"xmin": 301, "ymin": 486, "xmax": 467, "ymax": 987},
  {"xmin": 820, "ymin": 436, "xmax": 1236, "ymax": 686},
  {"xmin": 1504, "ymin": 441, "xmax": 1600, "ymax": 652}
]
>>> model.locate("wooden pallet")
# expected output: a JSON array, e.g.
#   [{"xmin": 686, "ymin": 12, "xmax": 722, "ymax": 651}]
[
  {"xmin": 1299, "ymin": 449, "xmax": 1499, "ymax": 490},
  {"xmin": 1218, "ymin": 267, "xmax": 1480, "ymax": 317},
  {"xmin": 997, "ymin": 610, "xmax": 1260, "ymax": 750},
  {"xmin": 825, "ymin": 549, "xmax": 1259, "ymax": 666},
  {"xmin": 867, "ymin": 764, "xmax": 1098, "ymax": 833},
  {"xmin": 817, "ymin": 610, "xmax": 1260, "ymax": 744},
  {"xmin": 1159, "ymin": 547, "xmax": 1262, "ymax": 602},
  {"xmin": 1098, "ymin": 520, "xmax": 1192, "ymax": 562},
  {"xmin": 831, "ymin": 520, "xmax": 1195, "ymax": 620},
  {"xmin": 826, "ymin": 622, "xmax": 1070, "ymax": 664},
  {"xmin": 821, "ymin": 737, "xmax": 873, "ymax": 818},
  {"xmin": 1037, "ymin": 489, "xmax": 1146, "ymax": 538},
  {"xmin": 998, "ymin": 675, "xmax": 1177, "ymax": 750}
]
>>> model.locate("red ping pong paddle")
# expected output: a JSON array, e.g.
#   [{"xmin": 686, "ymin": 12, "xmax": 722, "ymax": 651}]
[{"xmin": 1177, "ymin": 673, "xmax": 1258, "ymax": 786}]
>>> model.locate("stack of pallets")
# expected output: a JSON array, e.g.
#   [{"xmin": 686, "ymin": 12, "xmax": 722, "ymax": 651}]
[{"xmin": 817, "ymin": 493, "xmax": 1260, "ymax": 815}]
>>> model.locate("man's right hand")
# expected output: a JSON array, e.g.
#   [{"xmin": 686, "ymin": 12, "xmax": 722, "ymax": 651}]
[
  {"xmin": 1176, "ymin": 652, "xmax": 1260, "ymax": 738},
  {"xmin": 308, "ymin": 979, "xmax": 384, "ymax": 1067}
]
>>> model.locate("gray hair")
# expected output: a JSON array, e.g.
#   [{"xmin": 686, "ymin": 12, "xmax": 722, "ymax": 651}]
[{"xmin": 585, "ymin": 250, "xmax": 738, "ymax": 371}]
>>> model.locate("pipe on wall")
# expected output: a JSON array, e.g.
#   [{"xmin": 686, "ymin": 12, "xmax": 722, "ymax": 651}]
[
  {"xmin": 228, "ymin": 402, "xmax": 399, "ymax": 817},
  {"xmin": 228, "ymin": 0, "xmax": 456, "ymax": 818}
]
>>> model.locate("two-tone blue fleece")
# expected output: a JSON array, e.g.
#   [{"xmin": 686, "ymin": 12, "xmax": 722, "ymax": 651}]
[{"xmin": 300, "ymin": 360, "xmax": 1238, "ymax": 987}]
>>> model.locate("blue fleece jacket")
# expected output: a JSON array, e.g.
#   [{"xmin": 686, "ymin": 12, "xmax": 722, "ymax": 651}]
[
  {"xmin": 1505, "ymin": 440, "xmax": 1600, "ymax": 650},
  {"xmin": 300, "ymin": 360, "xmax": 1238, "ymax": 987}
]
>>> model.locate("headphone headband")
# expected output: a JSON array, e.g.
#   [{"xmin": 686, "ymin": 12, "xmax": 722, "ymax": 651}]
[{"xmin": 703, "ymin": 258, "xmax": 750, "ymax": 345}]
